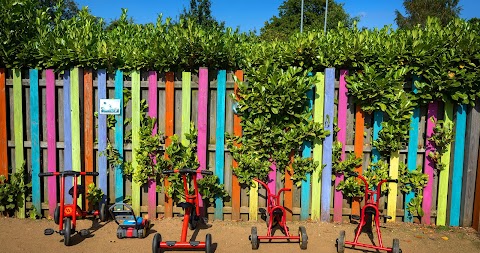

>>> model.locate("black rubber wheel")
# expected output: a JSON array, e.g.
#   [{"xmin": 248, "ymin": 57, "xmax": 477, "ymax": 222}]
[
  {"xmin": 54, "ymin": 206, "xmax": 60, "ymax": 225},
  {"xmin": 251, "ymin": 226, "xmax": 259, "ymax": 250},
  {"xmin": 188, "ymin": 208, "xmax": 198, "ymax": 230},
  {"xmin": 205, "ymin": 233, "xmax": 212, "ymax": 253},
  {"xmin": 392, "ymin": 238, "xmax": 401, "ymax": 253},
  {"xmin": 64, "ymin": 218, "xmax": 72, "ymax": 246},
  {"xmin": 117, "ymin": 228, "xmax": 123, "ymax": 239},
  {"xmin": 337, "ymin": 230, "xmax": 345, "ymax": 253},
  {"xmin": 299, "ymin": 226, "xmax": 308, "ymax": 250},
  {"xmin": 99, "ymin": 203, "xmax": 107, "ymax": 222},
  {"xmin": 152, "ymin": 233, "xmax": 161, "ymax": 253}
]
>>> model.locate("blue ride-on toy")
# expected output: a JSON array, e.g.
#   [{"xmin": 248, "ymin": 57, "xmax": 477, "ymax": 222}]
[{"xmin": 109, "ymin": 203, "xmax": 150, "ymax": 239}]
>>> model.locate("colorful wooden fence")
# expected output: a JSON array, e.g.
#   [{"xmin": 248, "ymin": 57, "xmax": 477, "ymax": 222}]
[{"xmin": 1, "ymin": 68, "xmax": 480, "ymax": 230}]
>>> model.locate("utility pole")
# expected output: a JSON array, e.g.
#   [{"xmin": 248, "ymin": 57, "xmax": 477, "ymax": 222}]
[
  {"xmin": 324, "ymin": 0, "xmax": 328, "ymax": 33},
  {"xmin": 300, "ymin": 0, "xmax": 304, "ymax": 33}
]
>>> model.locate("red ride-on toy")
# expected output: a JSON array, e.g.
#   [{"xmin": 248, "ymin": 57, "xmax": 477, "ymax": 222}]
[
  {"xmin": 109, "ymin": 203, "xmax": 150, "ymax": 239},
  {"xmin": 336, "ymin": 172, "xmax": 401, "ymax": 253},
  {"xmin": 249, "ymin": 178, "xmax": 308, "ymax": 250},
  {"xmin": 152, "ymin": 169, "xmax": 214, "ymax": 253},
  {"xmin": 39, "ymin": 171, "xmax": 107, "ymax": 246}
]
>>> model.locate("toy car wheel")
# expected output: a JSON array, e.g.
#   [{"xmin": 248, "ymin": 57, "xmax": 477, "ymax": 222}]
[
  {"xmin": 54, "ymin": 206, "xmax": 60, "ymax": 225},
  {"xmin": 64, "ymin": 218, "xmax": 72, "ymax": 246},
  {"xmin": 117, "ymin": 228, "xmax": 123, "ymax": 239},
  {"xmin": 152, "ymin": 233, "xmax": 162, "ymax": 253},
  {"xmin": 250, "ymin": 226, "xmax": 259, "ymax": 250},
  {"xmin": 99, "ymin": 203, "xmax": 107, "ymax": 222},
  {"xmin": 336, "ymin": 230, "xmax": 345, "ymax": 253},
  {"xmin": 298, "ymin": 226, "xmax": 308, "ymax": 250},
  {"xmin": 392, "ymin": 238, "xmax": 401, "ymax": 253},
  {"xmin": 138, "ymin": 229, "xmax": 144, "ymax": 239},
  {"xmin": 205, "ymin": 233, "xmax": 212, "ymax": 253}
]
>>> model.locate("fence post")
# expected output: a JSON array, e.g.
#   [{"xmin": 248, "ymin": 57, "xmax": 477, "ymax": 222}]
[
  {"xmin": 322, "ymin": 68, "xmax": 334, "ymax": 222},
  {"xmin": 30, "ymin": 69, "xmax": 41, "ymax": 216},
  {"xmin": 232, "ymin": 70, "xmax": 243, "ymax": 221},
  {"xmin": 98, "ymin": 70, "xmax": 108, "ymax": 205},
  {"xmin": 311, "ymin": 72, "xmax": 324, "ymax": 221},
  {"xmin": 131, "ymin": 70, "xmax": 141, "ymax": 215},
  {"xmin": 148, "ymin": 71, "xmax": 158, "ymax": 219},
  {"xmin": 450, "ymin": 104, "xmax": 467, "ymax": 226},
  {"xmin": 197, "ymin": 67, "xmax": 208, "ymax": 214},
  {"xmin": 352, "ymin": 105, "xmax": 364, "ymax": 218},
  {"xmin": 214, "ymin": 70, "xmax": 226, "ymax": 220},
  {"xmin": 114, "ymin": 70, "xmax": 124, "ymax": 203},
  {"xmin": 164, "ymin": 72, "xmax": 175, "ymax": 218},
  {"xmin": 13, "ymin": 69, "xmax": 25, "ymax": 218},
  {"xmin": 300, "ymin": 87, "xmax": 313, "ymax": 221},
  {"xmin": 83, "ymin": 69, "xmax": 94, "ymax": 209},
  {"xmin": 63, "ymin": 70, "xmax": 73, "ymax": 203},
  {"xmin": 422, "ymin": 101, "xmax": 438, "ymax": 225},
  {"xmin": 0, "ymin": 68, "xmax": 6, "ymax": 179},
  {"xmin": 46, "ymin": 69, "xmax": 57, "ymax": 218},
  {"xmin": 71, "ymin": 68, "xmax": 82, "ymax": 207}
]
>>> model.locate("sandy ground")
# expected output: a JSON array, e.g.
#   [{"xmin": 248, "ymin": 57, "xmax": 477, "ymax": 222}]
[{"xmin": 0, "ymin": 216, "xmax": 479, "ymax": 253}]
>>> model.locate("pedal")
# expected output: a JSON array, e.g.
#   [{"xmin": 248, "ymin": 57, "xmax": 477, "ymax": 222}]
[
  {"xmin": 166, "ymin": 241, "xmax": 176, "ymax": 247},
  {"xmin": 385, "ymin": 216, "xmax": 392, "ymax": 219},
  {"xmin": 189, "ymin": 241, "xmax": 200, "ymax": 246},
  {"xmin": 201, "ymin": 217, "xmax": 212, "ymax": 228},
  {"xmin": 177, "ymin": 214, "xmax": 184, "ymax": 217},
  {"xmin": 80, "ymin": 229, "xmax": 90, "ymax": 237},
  {"xmin": 44, "ymin": 228, "xmax": 55, "ymax": 236},
  {"xmin": 351, "ymin": 215, "xmax": 360, "ymax": 220}
]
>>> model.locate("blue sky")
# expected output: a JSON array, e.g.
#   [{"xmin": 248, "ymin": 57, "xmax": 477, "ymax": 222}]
[{"xmin": 76, "ymin": 0, "xmax": 480, "ymax": 32}]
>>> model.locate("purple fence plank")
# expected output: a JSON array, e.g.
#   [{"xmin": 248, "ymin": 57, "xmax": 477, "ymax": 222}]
[
  {"xmin": 197, "ymin": 67, "xmax": 208, "ymax": 212},
  {"xmin": 46, "ymin": 70, "xmax": 57, "ymax": 217},
  {"xmin": 148, "ymin": 71, "xmax": 158, "ymax": 219}
]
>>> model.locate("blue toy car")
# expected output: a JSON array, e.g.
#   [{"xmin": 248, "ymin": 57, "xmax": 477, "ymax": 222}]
[{"xmin": 109, "ymin": 203, "xmax": 150, "ymax": 239}]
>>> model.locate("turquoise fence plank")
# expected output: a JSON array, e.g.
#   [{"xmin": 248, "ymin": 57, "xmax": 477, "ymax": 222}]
[
  {"xmin": 372, "ymin": 111, "xmax": 383, "ymax": 163},
  {"xmin": 405, "ymin": 77, "xmax": 420, "ymax": 222},
  {"xmin": 300, "ymin": 86, "xmax": 314, "ymax": 221},
  {"xmin": 63, "ymin": 70, "xmax": 72, "ymax": 203},
  {"xmin": 321, "ymin": 68, "xmax": 335, "ymax": 222},
  {"xmin": 215, "ymin": 70, "xmax": 226, "ymax": 220},
  {"xmin": 30, "ymin": 69, "xmax": 41, "ymax": 216},
  {"xmin": 98, "ymin": 69, "xmax": 108, "ymax": 204},
  {"xmin": 114, "ymin": 70, "xmax": 124, "ymax": 203},
  {"xmin": 450, "ymin": 104, "xmax": 467, "ymax": 226}
]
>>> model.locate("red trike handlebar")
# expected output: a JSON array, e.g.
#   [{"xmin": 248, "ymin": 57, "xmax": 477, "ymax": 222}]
[
  {"xmin": 38, "ymin": 171, "xmax": 98, "ymax": 177},
  {"xmin": 163, "ymin": 169, "xmax": 213, "ymax": 176}
]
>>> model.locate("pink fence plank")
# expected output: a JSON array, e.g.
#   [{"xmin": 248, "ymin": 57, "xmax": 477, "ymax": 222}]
[
  {"xmin": 197, "ymin": 67, "xmax": 209, "ymax": 212},
  {"xmin": 46, "ymin": 69, "xmax": 57, "ymax": 218},
  {"xmin": 422, "ymin": 101, "xmax": 438, "ymax": 224},
  {"xmin": 148, "ymin": 71, "xmax": 158, "ymax": 219}
]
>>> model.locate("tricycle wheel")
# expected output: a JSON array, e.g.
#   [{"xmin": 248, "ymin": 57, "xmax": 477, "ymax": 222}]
[
  {"xmin": 336, "ymin": 230, "xmax": 345, "ymax": 253},
  {"xmin": 99, "ymin": 203, "xmax": 107, "ymax": 222},
  {"xmin": 298, "ymin": 226, "xmax": 308, "ymax": 250},
  {"xmin": 205, "ymin": 233, "xmax": 212, "ymax": 253},
  {"xmin": 54, "ymin": 206, "xmax": 60, "ymax": 225},
  {"xmin": 250, "ymin": 226, "xmax": 259, "ymax": 250},
  {"xmin": 392, "ymin": 238, "xmax": 401, "ymax": 253},
  {"xmin": 152, "ymin": 233, "xmax": 161, "ymax": 253},
  {"xmin": 63, "ymin": 218, "xmax": 72, "ymax": 246}
]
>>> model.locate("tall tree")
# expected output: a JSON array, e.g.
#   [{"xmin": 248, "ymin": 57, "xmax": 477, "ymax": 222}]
[
  {"xmin": 395, "ymin": 0, "xmax": 462, "ymax": 29},
  {"xmin": 179, "ymin": 0, "xmax": 224, "ymax": 29},
  {"xmin": 260, "ymin": 0, "xmax": 359, "ymax": 40}
]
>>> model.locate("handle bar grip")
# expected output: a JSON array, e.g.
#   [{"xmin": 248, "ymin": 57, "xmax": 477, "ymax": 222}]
[
  {"xmin": 387, "ymin": 179, "xmax": 399, "ymax": 183},
  {"xmin": 38, "ymin": 172, "xmax": 54, "ymax": 177},
  {"xmin": 85, "ymin": 172, "xmax": 99, "ymax": 176},
  {"xmin": 163, "ymin": 169, "xmax": 213, "ymax": 175},
  {"xmin": 200, "ymin": 170, "xmax": 213, "ymax": 175},
  {"xmin": 346, "ymin": 172, "xmax": 358, "ymax": 177},
  {"xmin": 163, "ymin": 170, "xmax": 175, "ymax": 175}
]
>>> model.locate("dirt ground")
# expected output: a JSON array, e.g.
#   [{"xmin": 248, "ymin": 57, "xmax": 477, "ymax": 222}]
[{"xmin": 1, "ymin": 216, "xmax": 479, "ymax": 253}]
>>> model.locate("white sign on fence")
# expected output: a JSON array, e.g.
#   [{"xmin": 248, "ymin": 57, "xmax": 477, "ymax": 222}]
[{"xmin": 99, "ymin": 99, "xmax": 121, "ymax": 115}]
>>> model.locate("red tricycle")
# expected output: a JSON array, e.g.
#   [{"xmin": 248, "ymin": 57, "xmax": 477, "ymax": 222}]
[
  {"xmin": 336, "ymin": 172, "xmax": 401, "ymax": 253},
  {"xmin": 39, "ymin": 171, "xmax": 107, "ymax": 246},
  {"xmin": 249, "ymin": 178, "xmax": 308, "ymax": 250},
  {"xmin": 152, "ymin": 169, "xmax": 214, "ymax": 253}
]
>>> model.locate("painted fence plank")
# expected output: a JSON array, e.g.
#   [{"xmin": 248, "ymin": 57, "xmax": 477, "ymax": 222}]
[
  {"xmin": 285, "ymin": 154, "xmax": 293, "ymax": 221},
  {"xmin": 0, "ymin": 69, "xmax": 6, "ymax": 179},
  {"xmin": 232, "ymin": 70, "xmax": 243, "ymax": 221},
  {"xmin": 461, "ymin": 101, "xmax": 480, "ymax": 227},
  {"xmin": 267, "ymin": 162, "xmax": 277, "ymax": 207},
  {"xmin": 0, "ymin": 68, "xmax": 6, "ymax": 180},
  {"xmin": 30, "ymin": 69, "xmax": 41, "ymax": 215},
  {"xmin": 70, "ymin": 68, "xmax": 81, "ymax": 206},
  {"xmin": 181, "ymin": 72, "xmax": 191, "ymax": 145},
  {"xmin": 405, "ymin": 78, "xmax": 420, "ymax": 222},
  {"xmin": 114, "ymin": 70, "xmax": 124, "ymax": 203},
  {"xmin": 312, "ymin": 72, "xmax": 324, "ymax": 221},
  {"xmin": 164, "ymin": 72, "xmax": 174, "ymax": 218},
  {"xmin": 300, "ymin": 88, "xmax": 313, "ymax": 221},
  {"xmin": 422, "ymin": 101, "xmax": 438, "ymax": 225},
  {"xmin": 352, "ymin": 105, "xmax": 365, "ymax": 217},
  {"xmin": 215, "ymin": 70, "xmax": 226, "ymax": 220},
  {"xmin": 63, "ymin": 70, "xmax": 73, "ymax": 203},
  {"xmin": 13, "ymin": 69, "xmax": 25, "ymax": 218},
  {"xmin": 372, "ymin": 111, "xmax": 383, "ymax": 163},
  {"xmin": 450, "ymin": 104, "xmax": 467, "ymax": 226},
  {"xmin": 131, "ymin": 70, "xmax": 141, "ymax": 215},
  {"xmin": 474, "ymin": 143, "xmax": 480, "ymax": 230},
  {"xmin": 197, "ymin": 67, "xmax": 208, "ymax": 212},
  {"xmin": 98, "ymin": 70, "xmax": 108, "ymax": 204},
  {"xmin": 334, "ymin": 69, "xmax": 348, "ymax": 222},
  {"xmin": 437, "ymin": 100, "xmax": 454, "ymax": 226},
  {"xmin": 322, "ymin": 68, "xmax": 335, "ymax": 222},
  {"xmin": 83, "ymin": 69, "xmax": 94, "ymax": 209},
  {"xmin": 148, "ymin": 71, "xmax": 158, "ymax": 219},
  {"xmin": 46, "ymin": 70, "xmax": 57, "ymax": 218},
  {"xmin": 387, "ymin": 151, "xmax": 399, "ymax": 222}
]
